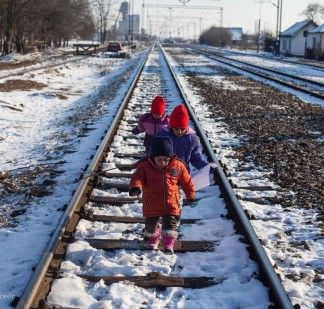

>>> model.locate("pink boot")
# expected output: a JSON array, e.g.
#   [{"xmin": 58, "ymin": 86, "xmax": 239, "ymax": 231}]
[
  {"xmin": 163, "ymin": 232, "xmax": 177, "ymax": 255},
  {"xmin": 146, "ymin": 226, "xmax": 161, "ymax": 250}
]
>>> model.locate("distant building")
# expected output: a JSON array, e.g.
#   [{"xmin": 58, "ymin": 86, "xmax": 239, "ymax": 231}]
[
  {"xmin": 279, "ymin": 20, "xmax": 317, "ymax": 57},
  {"xmin": 118, "ymin": 15, "xmax": 140, "ymax": 40},
  {"xmin": 305, "ymin": 24, "xmax": 324, "ymax": 60},
  {"xmin": 227, "ymin": 28, "xmax": 243, "ymax": 45}
]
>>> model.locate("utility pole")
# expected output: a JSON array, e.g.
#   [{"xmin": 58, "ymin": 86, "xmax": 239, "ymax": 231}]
[
  {"xmin": 278, "ymin": 0, "xmax": 282, "ymax": 38},
  {"xmin": 168, "ymin": 7, "xmax": 172, "ymax": 39},
  {"xmin": 257, "ymin": 0, "xmax": 263, "ymax": 53},
  {"xmin": 268, "ymin": 0, "xmax": 283, "ymax": 54},
  {"xmin": 219, "ymin": 7, "xmax": 223, "ymax": 28},
  {"xmin": 128, "ymin": 1, "xmax": 131, "ymax": 45},
  {"xmin": 131, "ymin": 0, "xmax": 134, "ymax": 42},
  {"xmin": 276, "ymin": 0, "xmax": 280, "ymax": 38},
  {"xmin": 268, "ymin": 0, "xmax": 283, "ymax": 39}
]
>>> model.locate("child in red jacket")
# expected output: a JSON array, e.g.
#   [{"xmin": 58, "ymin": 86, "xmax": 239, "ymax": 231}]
[
  {"xmin": 131, "ymin": 96, "xmax": 170, "ymax": 153},
  {"xmin": 129, "ymin": 136, "xmax": 195, "ymax": 254}
]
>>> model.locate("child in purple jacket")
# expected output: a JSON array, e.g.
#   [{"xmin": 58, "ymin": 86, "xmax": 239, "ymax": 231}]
[
  {"xmin": 132, "ymin": 96, "xmax": 170, "ymax": 153},
  {"xmin": 155, "ymin": 104, "xmax": 209, "ymax": 173}
]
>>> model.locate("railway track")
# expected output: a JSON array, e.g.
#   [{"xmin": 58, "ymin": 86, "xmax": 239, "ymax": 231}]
[
  {"xmin": 0, "ymin": 45, "xmax": 112, "ymax": 80},
  {"xmin": 15, "ymin": 44, "xmax": 293, "ymax": 308},
  {"xmin": 189, "ymin": 47, "xmax": 324, "ymax": 100},
  {"xmin": 197, "ymin": 45, "xmax": 324, "ymax": 71},
  {"xmin": 0, "ymin": 54, "xmax": 89, "ymax": 80}
]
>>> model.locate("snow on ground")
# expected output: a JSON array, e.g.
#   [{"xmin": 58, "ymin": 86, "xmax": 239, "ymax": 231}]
[
  {"xmin": 0, "ymin": 46, "xmax": 323, "ymax": 308},
  {"xmin": 0, "ymin": 51, "xmax": 144, "ymax": 308},
  {"xmin": 196, "ymin": 45, "xmax": 324, "ymax": 85},
  {"xmin": 227, "ymin": 54, "xmax": 324, "ymax": 84},
  {"xmin": 165, "ymin": 47, "xmax": 324, "ymax": 308},
  {"xmin": 44, "ymin": 48, "xmax": 272, "ymax": 308}
]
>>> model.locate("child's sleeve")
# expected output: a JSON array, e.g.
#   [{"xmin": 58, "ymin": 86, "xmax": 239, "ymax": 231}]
[
  {"xmin": 132, "ymin": 113, "xmax": 148, "ymax": 134},
  {"xmin": 136, "ymin": 113, "xmax": 150, "ymax": 132},
  {"xmin": 178, "ymin": 165, "xmax": 195, "ymax": 200},
  {"xmin": 129, "ymin": 165, "xmax": 146, "ymax": 191},
  {"xmin": 189, "ymin": 135, "xmax": 209, "ymax": 170}
]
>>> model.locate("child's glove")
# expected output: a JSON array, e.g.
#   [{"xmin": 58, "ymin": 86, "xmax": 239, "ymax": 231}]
[
  {"xmin": 129, "ymin": 187, "xmax": 141, "ymax": 197},
  {"xmin": 131, "ymin": 127, "xmax": 141, "ymax": 135},
  {"xmin": 187, "ymin": 199, "xmax": 196, "ymax": 208}
]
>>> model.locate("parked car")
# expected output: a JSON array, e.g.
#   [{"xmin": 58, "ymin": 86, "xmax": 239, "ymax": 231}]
[
  {"xmin": 107, "ymin": 42, "xmax": 123, "ymax": 52},
  {"xmin": 106, "ymin": 42, "xmax": 131, "ymax": 58}
]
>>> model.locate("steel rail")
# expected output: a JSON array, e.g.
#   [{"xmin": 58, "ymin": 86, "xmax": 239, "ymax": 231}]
[
  {"xmin": 159, "ymin": 44, "xmax": 294, "ymax": 309},
  {"xmin": 191, "ymin": 48, "xmax": 324, "ymax": 100},
  {"xmin": 15, "ymin": 45, "xmax": 153, "ymax": 309},
  {"xmin": 197, "ymin": 46, "xmax": 324, "ymax": 73},
  {"xmin": 208, "ymin": 50, "xmax": 324, "ymax": 87}
]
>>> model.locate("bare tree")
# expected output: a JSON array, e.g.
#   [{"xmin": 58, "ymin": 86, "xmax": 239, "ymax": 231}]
[
  {"xmin": 0, "ymin": 1, "xmax": 6, "ymax": 53},
  {"xmin": 1, "ymin": 0, "xmax": 34, "ymax": 54},
  {"xmin": 301, "ymin": 2, "xmax": 324, "ymax": 24},
  {"xmin": 199, "ymin": 27, "xmax": 232, "ymax": 47},
  {"xmin": 92, "ymin": 0, "xmax": 117, "ymax": 43},
  {"xmin": 73, "ymin": 0, "xmax": 96, "ymax": 40},
  {"xmin": 0, "ymin": 0, "xmax": 95, "ymax": 55}
]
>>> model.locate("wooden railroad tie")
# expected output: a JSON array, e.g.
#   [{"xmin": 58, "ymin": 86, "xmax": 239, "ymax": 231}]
[
  {"xmin": 104, "ymin": 172, "xmax": 132, "ymax": 178},
  {"xmin": 112, "ymin": 152, "xmax": 145, "ymax": 158},
  {"xmin": 90, "ymin": 194, "xmax": 199, "ymax": 206},
  {"xmin": 78, "ymin": 272, "xmax": 224, "ymax": 288},
  {"xmin": 80, "ymin": 214, "xmax": 199, "ymax": 225},
  {"xmin": 90, "ymin": 195, "xmax": 139, "ymax": 204},
  {"xmin": 237, "ymin": 195, "xmax": 282, "ymax": 204},
  {"xmin": 98, "ymin": 181, "xmax": 131, "ymax": 190},
  {"xmin": 80, "ymin": 238, "xmax": 216, "ymax": 252},
  {"xmin": 234, "ymin": 185, "xmax": 276, "ymax": 191},
  {"xmin": 114, "ymin": 163, "xmax": 136, "ymax": 170}
]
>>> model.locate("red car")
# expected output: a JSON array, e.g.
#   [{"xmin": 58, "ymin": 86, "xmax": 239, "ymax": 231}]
[{"xmin": 107, "ymin": 42, "xmax": 123, "ymax": 52}]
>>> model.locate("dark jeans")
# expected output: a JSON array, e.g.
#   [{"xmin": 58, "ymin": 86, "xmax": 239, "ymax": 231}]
[{"xmin": 145, "ymin": 216, "xmax": 178, "ymax": 234}]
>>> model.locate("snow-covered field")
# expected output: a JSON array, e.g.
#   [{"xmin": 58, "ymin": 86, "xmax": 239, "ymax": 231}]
[{"xmin": 0, "ymin": 51, "xmax": 144, "ymax": 308}]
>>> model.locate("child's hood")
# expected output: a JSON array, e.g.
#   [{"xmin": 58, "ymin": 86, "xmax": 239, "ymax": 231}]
[{"xmin": 161, "ymin": 125, "xmax": 196, "ymax": 135}]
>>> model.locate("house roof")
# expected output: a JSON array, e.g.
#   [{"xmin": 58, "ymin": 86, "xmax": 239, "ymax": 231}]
[
  {"xmin": 308, "ymin": 24, "xmax": 324, "ymax": 33},
  {"xmin": 280, "ymin": 20, "xmax": 316, "ymax": 37}
]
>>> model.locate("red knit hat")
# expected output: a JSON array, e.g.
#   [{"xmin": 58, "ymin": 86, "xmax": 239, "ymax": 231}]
[
  {"xmin": 151, "ymin": 96, "xmax": 165, "ymax": 114},
  {"xmin": 169, "ymin": 104, "xmax": 189, "ymax": 128}
]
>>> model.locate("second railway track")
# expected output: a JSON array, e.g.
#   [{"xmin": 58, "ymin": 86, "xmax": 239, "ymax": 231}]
[
  {"xmin": 189, "ymin": 46, "xmax": 324, "ymax": 100},
  {"xmin": 15, "ymin": 44, "xmax": 295, "ymax": 308}
]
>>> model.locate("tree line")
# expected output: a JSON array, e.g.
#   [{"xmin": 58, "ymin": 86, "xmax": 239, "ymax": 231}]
[{"xmin": 0, "ymin": 0, "xmax": 117, "ymax": 55}]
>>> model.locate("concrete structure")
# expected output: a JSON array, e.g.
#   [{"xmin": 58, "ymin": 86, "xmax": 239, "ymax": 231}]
[{"xmin": 279, "ymin": 20, "xmax": 317, "ymax": 57}]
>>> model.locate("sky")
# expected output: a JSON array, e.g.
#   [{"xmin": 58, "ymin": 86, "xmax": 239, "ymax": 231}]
[
  {"xmin": 0, "ymin": 46, "xmax": 323, "ymax": 308},
  {"xmin": 131, "ymin": 0, "xmax": 321, "ymax": 38}
]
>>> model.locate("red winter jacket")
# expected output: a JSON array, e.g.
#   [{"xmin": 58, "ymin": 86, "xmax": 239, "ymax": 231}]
[{"xmin": 129, "ymin": 155, "xmax": 195, "ymax": 217}]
